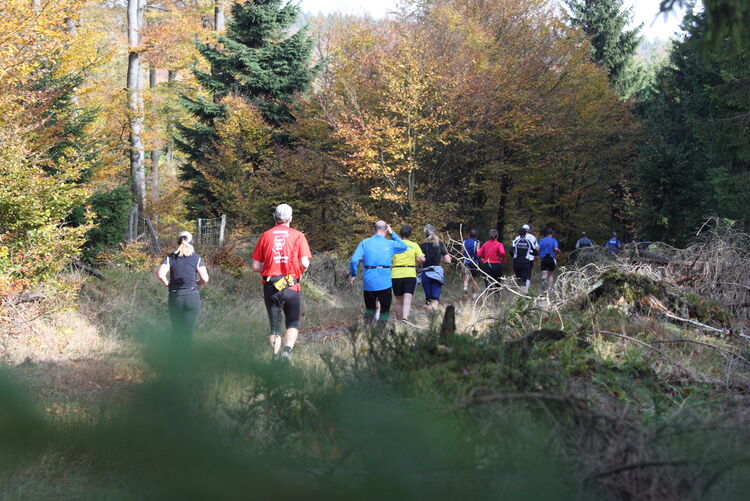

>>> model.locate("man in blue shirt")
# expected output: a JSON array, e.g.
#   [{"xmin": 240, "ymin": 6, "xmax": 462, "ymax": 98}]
[
  {"xmin": 538, "ymin": 228, "xmax": 560, "ymax": 292},
  {"xmin": 462, "ymin": 228, "xmax": 481, "ymax": 300},
  {"xmin": 349, "ymin": 220, "xmax": 408, "ymax": 326},
  {"xmin": 605, "ymin": 232, "xmax": 622, "ymax": 254},
  {"xmin": 575, "ymin": 232, "xmax": 594, "ymax": 249}
]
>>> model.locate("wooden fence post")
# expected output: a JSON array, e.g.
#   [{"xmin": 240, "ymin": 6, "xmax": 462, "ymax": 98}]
[
  {"xmin": 128, "ymin": 206, "xmax": 138, "ymax": 241},
  {"xmin": 219, "ymin": 214, "xmax": 226, "ymax": 246},
  {"xmin": 145, "ymin": 218, "xmax": 161, "ymax": 254}
]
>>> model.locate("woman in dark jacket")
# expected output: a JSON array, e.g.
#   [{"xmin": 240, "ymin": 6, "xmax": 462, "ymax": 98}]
[
  {"xmin": 156, "ymin": 231, "xmax": 209, "ymax": 361},
  {"xmin": 419, "ymin": 224, "xmax": 452, "ymax": 310}
]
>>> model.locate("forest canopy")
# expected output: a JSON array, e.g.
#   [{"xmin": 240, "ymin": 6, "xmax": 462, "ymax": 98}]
[{"xmin": 0, "ymin": 0, "xmax": 747, "ymax": 292}]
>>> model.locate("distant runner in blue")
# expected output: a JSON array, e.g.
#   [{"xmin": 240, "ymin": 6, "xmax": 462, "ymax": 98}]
[
  {"xmin": 605, "ymin": 232, "xmax": 622, "ymax": 254},
  {"xmin": 349, "ymin": 220, "xmax": 408, "ymax": 326},
  {"xmin": 575, "ymin": 232, "xmax": 594, "ymax": 249},
  {"xmin": 462, "ymin": 228, "xmax": 481, "ymax": 300},
  {"xmin": 538, "ymin": 228, "xmax": 560, "ymax": 292}
]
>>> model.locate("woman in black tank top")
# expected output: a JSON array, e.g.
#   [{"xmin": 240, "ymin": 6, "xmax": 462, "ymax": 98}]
[{"xmin": 156, "ymin": 231, "xmax": 209, "ymax": 366}]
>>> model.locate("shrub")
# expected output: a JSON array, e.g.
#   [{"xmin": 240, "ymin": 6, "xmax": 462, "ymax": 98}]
[
  {"xmin": 70, "ymin": 185, "xmax": 133, "ymax": 264},
  {"xmin": 0, "ymin": 130, "xmax": 91, "ymax": 296},
  {"xmin": 210, "ymin": 245, "xmax": 245, "ymax": 278}
]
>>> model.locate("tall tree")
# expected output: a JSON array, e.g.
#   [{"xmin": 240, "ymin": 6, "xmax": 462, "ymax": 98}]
[
  {"xmin": 634, "ymin": 11, "xmax": 750, "ymax": 243},
  {"xmin": 565, "ymin": 0, "xmax": 644, "ymax": 98},
  {"xmin": 177, "ymin": 0, "xmax": 317, "ymax": 217},
  {"xmin": 127, "ymin": 0, "xmax": 147, "ymax": 213}
]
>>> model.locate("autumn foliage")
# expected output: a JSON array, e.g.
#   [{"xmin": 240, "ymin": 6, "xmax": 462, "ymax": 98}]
[{"xmin": 0, "ymin": 0, "xmax": 95, "ymax": 295}]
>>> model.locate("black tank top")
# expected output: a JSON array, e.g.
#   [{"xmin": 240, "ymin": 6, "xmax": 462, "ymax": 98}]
[{"xmin": 162, "ymin": 253, "xmax": 204, "ymax": 293}]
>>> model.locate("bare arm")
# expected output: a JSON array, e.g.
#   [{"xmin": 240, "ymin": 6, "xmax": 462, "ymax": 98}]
[
  {"xmin": 300, "ymin": 256, "xmax": 310, "ymax": 271},
  {"xmin": 251, "ymin": 260, "xmax": 263, "ymax": 273},
  {"xmin": 197, "ymin": 265, "xmax": 209, "ymax": 285},
  {"xmin": 157, "ymin": 263, "xmax": 169, "ymax": 287},
  {"xmin": 442, "ymin": 253, "xmax": 452, "ymax": 264}
]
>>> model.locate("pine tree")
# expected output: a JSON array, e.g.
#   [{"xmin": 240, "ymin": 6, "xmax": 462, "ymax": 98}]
[
  {"xmin": 176, "ymin": 0, "xmax": 317, "ymax": 217},
  {"xmin": 565, "ymin": 0, "xmax": 644, "ymax": 98},
  {"xmin": 634, "ymin": 11, "xmax": 750, "ymax": 243}
]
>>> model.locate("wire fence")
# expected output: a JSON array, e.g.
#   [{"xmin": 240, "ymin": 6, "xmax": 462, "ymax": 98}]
[{"xmin": 126, "ymin": 206, "xmax": 228, "ymax": 255}]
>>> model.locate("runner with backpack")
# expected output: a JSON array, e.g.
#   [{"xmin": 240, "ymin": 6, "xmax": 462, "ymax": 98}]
[
  {"xmin": 512, "ymin": 225, "xmax": 538, "ymax": 291},
  {"xmin": 511, "ymin": 227, "xmax": 533, "ymax": 294}
]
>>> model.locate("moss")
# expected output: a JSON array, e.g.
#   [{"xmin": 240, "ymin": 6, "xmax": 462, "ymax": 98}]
[{"xmin": 680, "ymin": 292, "xmax": 731, "ymax": 327}]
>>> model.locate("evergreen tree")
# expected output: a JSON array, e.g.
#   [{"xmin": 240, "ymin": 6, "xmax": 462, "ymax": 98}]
[
  {"xmin": 177, "ymin": 0, "xmax": 317, "ymax": 217},
  {"xmin": 36, "ymin": 64, "xmax": 132, "ymax": 263},
  {"xmin": 565, "ymin": 0, "xmax": 644, "ymax": 98},
  {"xmin": 634, "ymin": 11, "xmax": 750, "ymax": 243}
]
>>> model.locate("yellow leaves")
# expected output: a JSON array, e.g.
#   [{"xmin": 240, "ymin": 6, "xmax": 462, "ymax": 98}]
[
  {"xmin": 321, "ymin": 21, "xmax": 457, "ymax": 210},
  {"xmin": 142, "ymin": 0, "xmax": 214, "ymax": 70},
  {"xmin": 210, "ymin": 95, "xmax": 273, "ymax": 169},
  {"xmin": 0, "ymin": 0, "xmax": 86, "ymax": 84}
]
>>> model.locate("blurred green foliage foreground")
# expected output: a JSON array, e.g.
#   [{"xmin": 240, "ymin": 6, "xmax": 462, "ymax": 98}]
[{"xmin": 3, "ymin": 317, "xmax": 750, "ymax": 500}]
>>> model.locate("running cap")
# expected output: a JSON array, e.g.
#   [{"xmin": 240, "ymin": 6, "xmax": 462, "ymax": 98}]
[
  {"xmin": 274, "ymin": 203, "xmax": 293, "ymax": 221},
  {"xmin": 522, "ymin": 224, "xmax": 530, "ymax": 231},
  {"xmin": 178, "ymin": 230, "xmax": 193, "ymax": 243}
]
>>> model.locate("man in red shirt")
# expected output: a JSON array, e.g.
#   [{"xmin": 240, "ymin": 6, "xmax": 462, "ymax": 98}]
[{"xmin": 252, "ymin": 204, "xmax": 312, "ymax": 363}]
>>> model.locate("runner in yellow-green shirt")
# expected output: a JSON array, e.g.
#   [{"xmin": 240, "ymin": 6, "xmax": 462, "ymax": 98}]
[{"xmin": 391, "ymin": 225, "xmax": 425, "ymax": 321}]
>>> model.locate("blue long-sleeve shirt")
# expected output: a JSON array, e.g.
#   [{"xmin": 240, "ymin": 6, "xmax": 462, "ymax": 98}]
[{"xmin": 350, "ymin": 233, "xmax": 408, "ymax": 291}]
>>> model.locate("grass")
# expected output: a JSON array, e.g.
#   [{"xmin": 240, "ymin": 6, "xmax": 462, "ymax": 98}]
[{"xmin": 2, "ymin": 258, "xmax": 750, "ymax": 500}]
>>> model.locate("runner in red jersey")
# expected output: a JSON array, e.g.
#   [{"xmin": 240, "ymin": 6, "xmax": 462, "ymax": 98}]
[
  {"xmin": 477, "ymin": 229, "xmax": 506, "ymax": 287},
  {"xmin": 252, "ymin": 204, "xmax": 312, "ymax": 363}
]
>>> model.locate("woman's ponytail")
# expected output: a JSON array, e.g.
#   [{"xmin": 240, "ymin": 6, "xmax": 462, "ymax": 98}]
[
  {"xmin": 424, "ymin": 224, "xmax": 440, "ymax": 247},
  {"xmin": 175, "ymin": 231, "xmax": 195, "ymax": 257}
]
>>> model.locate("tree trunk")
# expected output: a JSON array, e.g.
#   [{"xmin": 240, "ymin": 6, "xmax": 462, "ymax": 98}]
[
  {"xmin": 149, "ymin": 67, "xmax": 159, "ymax": 202},
  {"xmin": 166, "ymin": 69, "xmax": 177, "ymax": 177},
  {"xmin": 214, "ymin": 0, "xmax": 225, "ymax": 31},
  {"xmin": 66, "ymin": 16, "xmax": 80, "ymax": 114},
  {"xmin": 496, "ymin": 171, "xmax": 512, "ymax": 241},
  {"xmin": 128, "ymin": 0, "xmax": 146, "ymax": 214}
]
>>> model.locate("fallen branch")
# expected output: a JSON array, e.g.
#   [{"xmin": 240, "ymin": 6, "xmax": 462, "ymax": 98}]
[
  {"xmin": 650, "ymin": 338, "xmax": 749, "ymax": 365},
  {"xmin": 594, "ymin": 330, "xmax": 692, "ymax": 376},
  {"xmin": 663, "ymin": 312, "xmax": 727, "ymax": 333},
  {"xmin": 72, "ymin": 259, "xmax": 106, "ymax": 281},
  {"xmin": 466, "ymin": 387, "xmax": 582, "ymax": 406},
  {"xmin": 590, "ymin": 459, "xmax": 692, "ymax": 480}
]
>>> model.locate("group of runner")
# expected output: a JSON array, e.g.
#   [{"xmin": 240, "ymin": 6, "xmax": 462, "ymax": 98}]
[
  {"xmin": 348, "ymin": 221, "xmax": 451, "ymax": 327},
  {"xmin": 462, "ymin": 224, "xmax": 560, "ymax": 296},
  {"xmin": 156, "ymin": 203, "xmax": 627, "ymax": 363}
]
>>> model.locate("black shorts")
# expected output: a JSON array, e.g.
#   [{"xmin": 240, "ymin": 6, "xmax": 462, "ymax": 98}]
[
  {"xmin": 263, "ymin": 282, "xmax": 301, "ymax": 334},
  {"xmin": 363, "ymin": 288, "xmax": 392, "ymax": 314},
  {"xmin": 392, "ymin": 277, "xmax": 417, "ymax": 296},
  {"xmin": 541, "ymin": 256, "xmax": 556, "ymax": 272},
  {"xmin": 465, "ymin": 262, "xmax": 481, "ymax": 278},
  {"xmin": 484, "ymin": 262, "xmax": 503, "ymax": 283},
  {"xmin": 513, "ymin": 260, "xmax": 533, "ymax": 283}
]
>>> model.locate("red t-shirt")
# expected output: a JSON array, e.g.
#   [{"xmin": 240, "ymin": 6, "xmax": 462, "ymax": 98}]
[
  {"xmin": 477, "ymin": 240, "xmax": 506, "ymax": 264},
  {"xmin": 252, "ymin": 224, "xmax": 312, "ymax": 292}
]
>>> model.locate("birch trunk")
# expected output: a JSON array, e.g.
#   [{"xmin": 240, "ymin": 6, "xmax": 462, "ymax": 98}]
[
  {"xmin": 166, "ymin": 70, "xmax": 177, "ymax": 176},
  {"xmin": 149, "ymin": 67, "xmax": 159, "ymax": 201},
  {"xmin": 214, "ymin": 0, "xmax": 225, "ymax": 31},
  {"xmin": 128, "ymin": 0, "xmax": 146, "ymax": 213}
]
